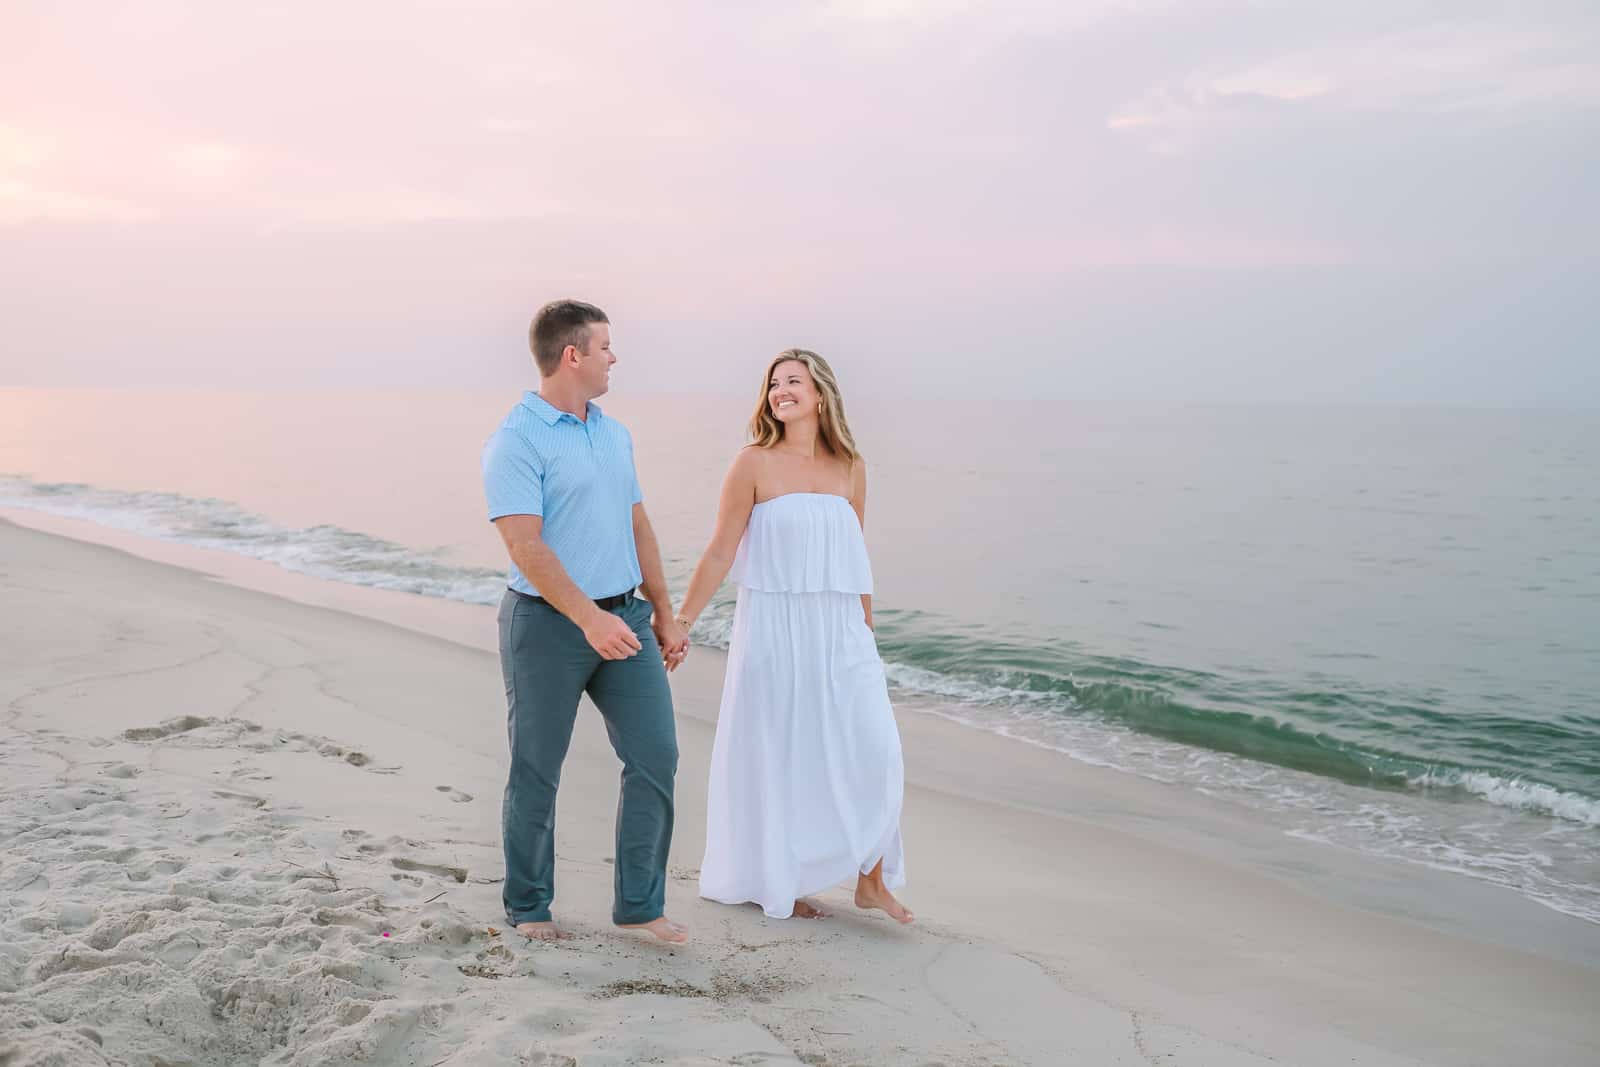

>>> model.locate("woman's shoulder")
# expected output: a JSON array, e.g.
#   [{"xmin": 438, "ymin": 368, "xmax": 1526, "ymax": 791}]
[
  {"xmin": 725, "ymin": 444, "xmax": 768, "ymax": 486},
  {"xmin": 731, "ymin": 443, "xmax": 767, "ymax": 468}
]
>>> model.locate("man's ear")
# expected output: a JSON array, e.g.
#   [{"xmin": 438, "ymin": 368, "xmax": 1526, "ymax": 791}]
[{"xmin": 563, "ymin": 343, "xmax": 580, "ymax": 366}]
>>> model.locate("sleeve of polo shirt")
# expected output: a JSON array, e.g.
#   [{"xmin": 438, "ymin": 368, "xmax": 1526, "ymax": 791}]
[{"xmin": 482, "ymin": 427, "xmax": 544, "ymax": 520}]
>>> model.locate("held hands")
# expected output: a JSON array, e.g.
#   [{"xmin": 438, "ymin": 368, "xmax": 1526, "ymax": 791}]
[
  {"xmin": 583, "ymin": 608, "xmax": 643, "ymax": 660},
  {"xmin": 654, "ymin": 613, "xmax": 690, "ymax": 672}
]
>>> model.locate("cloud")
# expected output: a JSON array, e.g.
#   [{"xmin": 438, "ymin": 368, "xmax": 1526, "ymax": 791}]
[
  {"xmin": 0, "ymin": 1, "xmax": 1595, "ymax": 402},
  {"xmin": 0, "ymin": 117, "xmax": 571, "ymax": 228},
  {"xmin": 1110, "ymin": 18, "xmax": 1600, "ymax": 152},
  {"xmin": 1043, "ymin": 227, "xmax": 1351, "ymax": 269},
  {"xmin": 0, "ymin": 180, "xmax": 156, "ymax": 224},
  {"xmin": 475, "ymin": 117, "xmax": 541, "ymax": 133},
  {"xmin": 816, "ymin": 0, "xmax": 973, "ymax": 23},
  {"xmin": 281, "ymin": 187, "xmax": 556, "ymax": 228},
  {"xmin": 0, "ymin": 125, "xmax": 45, "ymax": 167},
  {"xmin": 173, "ymin": 141, "xmax": 246, "ymax": 175}
]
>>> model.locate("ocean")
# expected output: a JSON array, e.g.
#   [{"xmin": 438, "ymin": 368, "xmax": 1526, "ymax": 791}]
[{"xmin": 3, "ymin": 387, "xmax": 1596, "ymax": 923}]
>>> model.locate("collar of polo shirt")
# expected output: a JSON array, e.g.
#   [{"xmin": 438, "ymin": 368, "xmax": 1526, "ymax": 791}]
[{"xmin": 523, "ymin": 392, "xmax": 602, "ymax": 426}]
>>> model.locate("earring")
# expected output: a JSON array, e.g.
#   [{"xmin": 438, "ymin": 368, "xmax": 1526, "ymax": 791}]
[{"xmin": 817, "ymin": 402, "xmax": 823, "ymax": 414}]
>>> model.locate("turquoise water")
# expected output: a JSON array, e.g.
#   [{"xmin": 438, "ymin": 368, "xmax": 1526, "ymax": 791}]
[{"xmin": 2, "ymin": 394, "xmax": 1596, "ymax": 921}]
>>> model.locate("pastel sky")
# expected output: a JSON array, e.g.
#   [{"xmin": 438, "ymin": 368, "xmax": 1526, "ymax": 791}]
[{"xmin": 2, "ymin": 1, "xmax": 1596, "ymax": 404}]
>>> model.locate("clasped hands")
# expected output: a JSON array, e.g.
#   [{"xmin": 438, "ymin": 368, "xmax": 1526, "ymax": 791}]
[{"xmin": 654, "ymin": 613, "xmax": 690, "ymax": 672}]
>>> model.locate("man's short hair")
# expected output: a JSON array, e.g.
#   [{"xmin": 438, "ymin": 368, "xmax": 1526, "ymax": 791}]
[{"xmin": 529, "ymin": 300, "xmax": 609, "ymax": 376}]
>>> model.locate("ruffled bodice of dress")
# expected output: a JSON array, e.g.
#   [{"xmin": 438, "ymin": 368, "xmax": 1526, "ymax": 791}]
[{"xmin": 727, "ymin": 493, "xmax": 873, "ymax": 595}]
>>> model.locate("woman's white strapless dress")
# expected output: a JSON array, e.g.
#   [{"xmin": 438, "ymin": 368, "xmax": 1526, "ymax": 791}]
[{"xmin": 698, "ymin": 492, "xmax": 906, "ymax": 918}]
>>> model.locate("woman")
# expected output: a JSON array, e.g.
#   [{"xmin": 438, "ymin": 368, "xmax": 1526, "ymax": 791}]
[{"xmin": 675, "ymin": 349, "xmax": 912, "ymax": 923}]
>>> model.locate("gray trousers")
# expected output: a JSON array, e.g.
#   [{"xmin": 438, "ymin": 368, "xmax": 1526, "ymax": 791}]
[{"xmin": 497, "ymin": 589, "xmax": 678, "ymax": 926}]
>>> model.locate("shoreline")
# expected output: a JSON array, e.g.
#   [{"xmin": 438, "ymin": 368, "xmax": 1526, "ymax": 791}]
[
  {"xmin": 6, "ymin": 468, "xmax": 1598, "ymax": 931},
  {"xmin": 8, "ymin": 504, "xmax": 1598, "ymax": 958},
  {"xmin": 3, "ymin": 514, "xmax": 1598, "ymax": 1064}
]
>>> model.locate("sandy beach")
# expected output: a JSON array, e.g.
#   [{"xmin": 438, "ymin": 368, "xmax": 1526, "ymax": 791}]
[{"xmin": 2, "ymin": 514, "xmax": 1597, "ymax": 1067}]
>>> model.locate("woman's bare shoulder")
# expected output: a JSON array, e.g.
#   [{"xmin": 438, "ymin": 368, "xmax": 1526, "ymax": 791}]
[{"xmin": 726, "ymin": 444, "xmax": 768, "ymax": 483}]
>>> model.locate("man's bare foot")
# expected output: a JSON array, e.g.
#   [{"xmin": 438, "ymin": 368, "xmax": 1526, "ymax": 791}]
[
  {"xmin": 854, "ymin": 882, "xmax": 915, "ymax": 924},
  {"xmin": 515, "ymin": 920, "xmax": 574, "ymax": 941},
  {"xmin": 791, "ymin": 899, "xmax": 828, "ymax": 919},
  {"xmin": 617, "ymin": 916, "xmax": 690, "ymax": 944}
]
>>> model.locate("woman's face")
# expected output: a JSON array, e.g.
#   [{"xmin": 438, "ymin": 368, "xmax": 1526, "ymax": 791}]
[{"xmin": 767, "ymin": 359, "xmax": 820, "ymax": 424}]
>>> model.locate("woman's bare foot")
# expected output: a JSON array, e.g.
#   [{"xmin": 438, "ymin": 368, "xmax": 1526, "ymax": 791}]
[
  {"xmin": 515, "ymin": 920, "xmax": 574, "ymax": 941},
  {"xmin": 854, "ymin": 880, "xmax": 915, "ymax": 924},
  {"xmin": 791, "ymin": 898, "xmax": 828, "ymax": 919},
  {"xmin": 617, "ymin": 916, "xmax": 690, "ymax": 944}
]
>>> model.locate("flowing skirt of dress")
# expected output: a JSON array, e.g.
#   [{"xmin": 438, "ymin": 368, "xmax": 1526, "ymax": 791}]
[{"xmin": 699, "ymin": 496, "xmax": 906, "ymax": 919}]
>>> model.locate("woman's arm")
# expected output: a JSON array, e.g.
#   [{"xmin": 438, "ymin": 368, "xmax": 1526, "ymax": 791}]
[
  {"xmin": 675, "ymin": 449, "xmax": 761, "ymax": 629},
  {"xmin": 851, "ymin": 458, "xmax": 873, "ymax": 630}
]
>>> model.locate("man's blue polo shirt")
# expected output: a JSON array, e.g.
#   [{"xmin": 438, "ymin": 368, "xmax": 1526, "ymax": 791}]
[{"xmin": 482, "ymin": 392, "xmax": 644, "ymax": 599}]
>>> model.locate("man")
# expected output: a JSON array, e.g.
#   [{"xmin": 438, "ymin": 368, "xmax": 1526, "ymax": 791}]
[{"xmin": 482, "ymin": 299, "xmax": 690, "ymax": 944}]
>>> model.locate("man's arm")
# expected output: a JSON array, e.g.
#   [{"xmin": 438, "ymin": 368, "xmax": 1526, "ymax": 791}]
[
  {"xmin": 493, "ymin": 514, "xmax": 641, "ymax": 660},
  {"xmin": 632, "ymin": 503, "xmax": 673, "ymax": 619},
  {"xmin": 632, "ymin": 503, "xmax": 689, "ymax": 669}
]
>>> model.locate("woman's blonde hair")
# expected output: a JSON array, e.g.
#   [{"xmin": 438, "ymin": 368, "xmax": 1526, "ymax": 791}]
[{"xmin": 748, "ymin": 348, "xmax": 860, "ymax": 464}]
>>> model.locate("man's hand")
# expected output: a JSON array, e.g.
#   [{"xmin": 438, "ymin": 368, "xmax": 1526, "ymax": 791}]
[
  {"xmin": 654, "ymin": 614, "xmax": 689, "ymax": 672},
  {"xmin": 583, "ymin": 609, "xmax": 643, "ymax": 660}
]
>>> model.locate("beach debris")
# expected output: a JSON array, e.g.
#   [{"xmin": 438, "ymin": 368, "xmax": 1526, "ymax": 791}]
[{"xmin": 283, "ymin": 859, "xmax": 341, "ymax": 889}]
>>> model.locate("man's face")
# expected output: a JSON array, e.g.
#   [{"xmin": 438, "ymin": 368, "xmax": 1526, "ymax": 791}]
[{"xmin": 574, "ymin": 322, "xmax": 615, "ymax": 398}]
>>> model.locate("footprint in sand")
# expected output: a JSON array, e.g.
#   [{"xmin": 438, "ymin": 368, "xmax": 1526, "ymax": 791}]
[
  {"xmin": 210, "ymin": 790, "xmax": 266, "ymax": 809},
  {"xmin": 435, "ymin": 785, "xmax": 474, "ymax": 804},
  {"xmin": 458, "ymin": 941, "xmax": 517, "ymax": 980},
  {"xmin": 121, "ymin": 716, "xmax": 213, "ymax": 741},
  {"xmin": 121, "ymin": 717, "xmax": 390, "ymax": 772},
  {"xmin": 390, "ymin": 857, "xmax": 468, "ymax": 883},
  {"xmin": 229, "ymin": 760, "xmax": 275, "ymax": 783},
  {"xmin": 5, "ymin": 866, "xmax": 49, "ymax": 904},
  {"xmin": 310, "ymin": 739, "xmax": 371, "ymax": 767}
]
